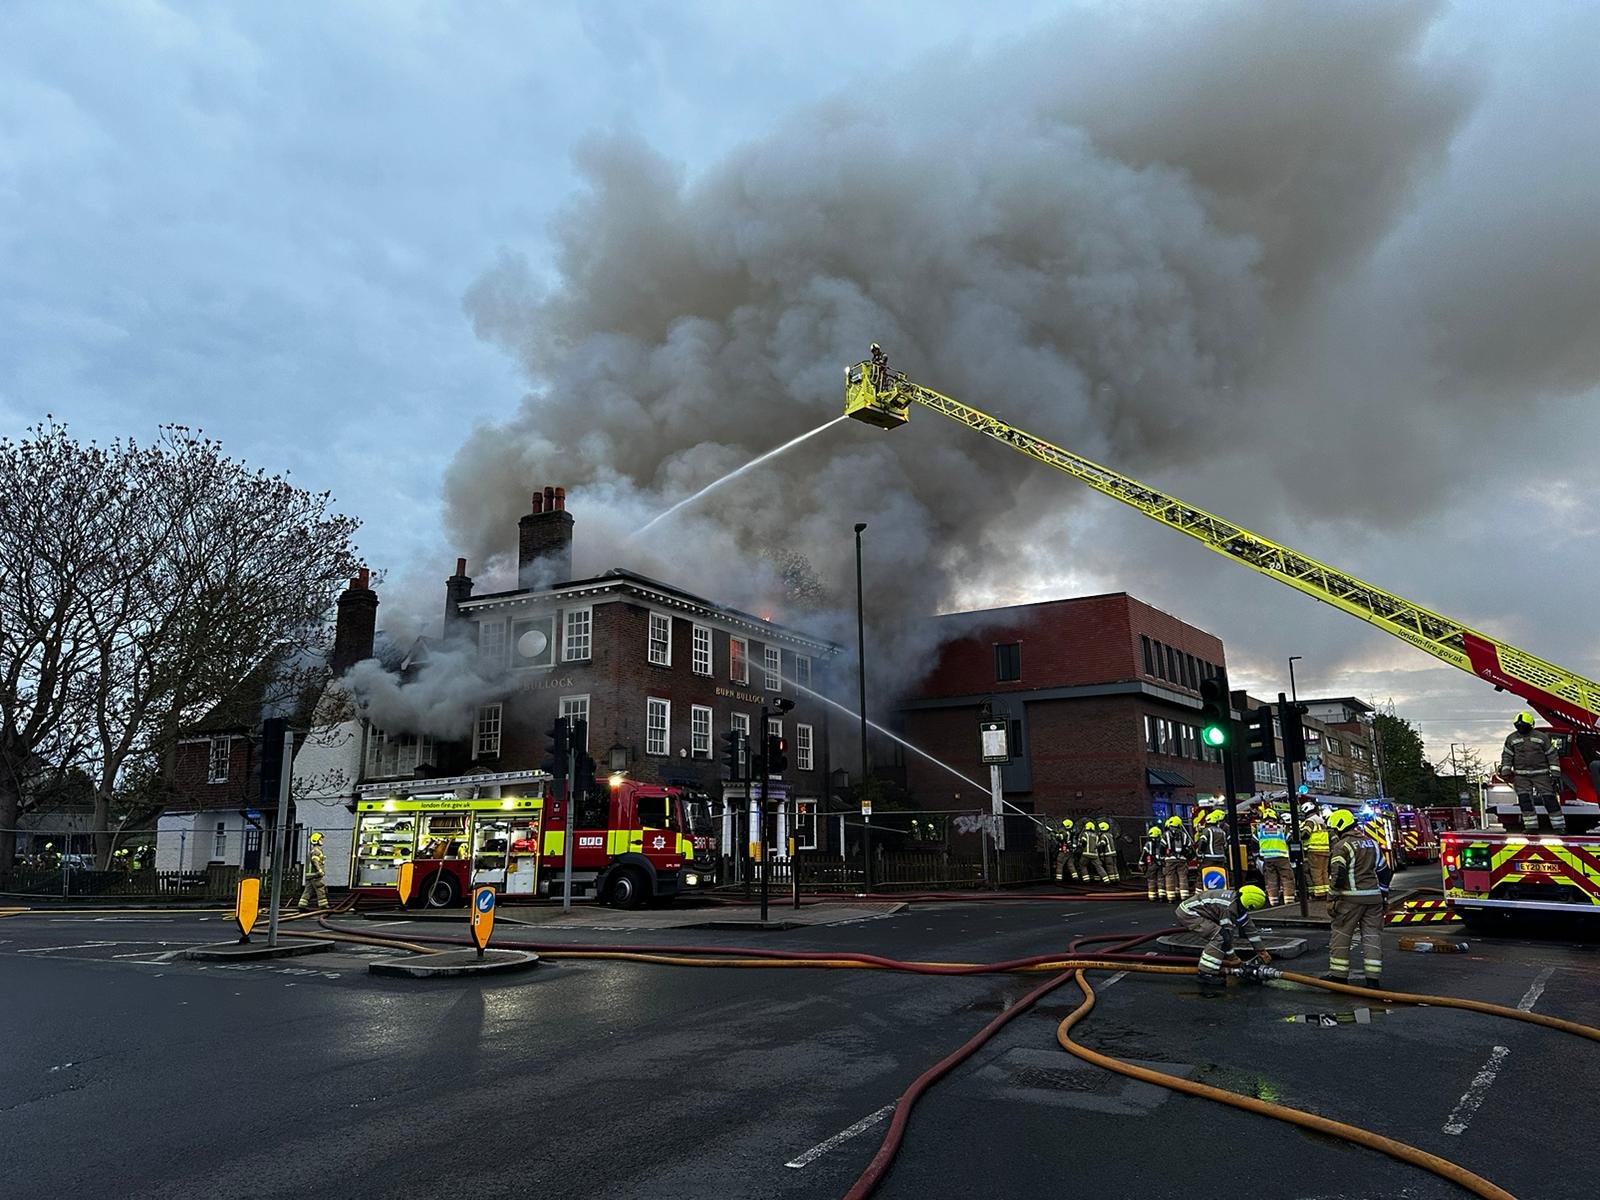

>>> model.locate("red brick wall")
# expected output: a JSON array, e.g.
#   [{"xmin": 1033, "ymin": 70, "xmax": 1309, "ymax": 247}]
[{"xmin": 167, "ymin": 735, "xmax": 258, "ymax": 813}]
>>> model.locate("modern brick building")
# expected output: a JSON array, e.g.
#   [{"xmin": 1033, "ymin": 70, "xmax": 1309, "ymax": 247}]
[
  {"xmin": 899, "ymin": 593, "xmax": 1228, "ymax": 828},
  {"xmin": 1236, "ymin": 692, "xmax": 1379, "ymax": 800}
]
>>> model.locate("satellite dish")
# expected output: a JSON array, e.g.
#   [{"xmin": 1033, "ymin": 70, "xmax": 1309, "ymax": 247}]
[{"xmin": 517, "ymin": 629, "xmax": 549, "ymax": 659}]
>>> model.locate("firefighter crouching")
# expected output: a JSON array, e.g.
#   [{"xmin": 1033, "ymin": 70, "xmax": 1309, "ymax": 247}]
[
  {"xmin": 1302, "ymin": 802, "xmax": 1330, "ymax": 900},
  {"xmin": 1256, "ymin": 808, "xmax": 1294, "ymax": 906},
  {"xmin": 1501, "ymin": 711, "xmax": 1567, "ymax": 834},
  {"xmin": 1196, "ymin": 808, "xmax": 1228, "ymax": 888},
  {"xmin": 1140, "ymin": 825, "xmax": 1164, "ymax": 900},
  {"xmin": 297, "ymin": 831, "xmax": 329, "ymax": 911},
  {"xmin": 1177, "ymin": 885, "xmax": 1269, "ymax": 997},
  {"xmin": 1160, "ymin": 815, "xmax": 1191, "ymax": 901},
  {"xmin": 1323, "ymin": 809, "xmax": 1387, "ymax": 989}
]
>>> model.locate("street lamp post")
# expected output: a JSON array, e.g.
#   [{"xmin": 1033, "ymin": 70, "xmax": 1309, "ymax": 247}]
[
  {"xmin": 1288, "ymin": 656, "xmax": 1302, "ymax": 705},
  {"xmin": 854, "ymin": 522, "xmax": 872, "ymax": 892},
  {"xmin": 1285, "ymin": 656, "xmax": 1308, "ymax": 918}
]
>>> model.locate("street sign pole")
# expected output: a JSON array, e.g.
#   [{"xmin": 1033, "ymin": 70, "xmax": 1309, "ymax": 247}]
[
  {"xmin": 1281, "ymin": 692, "xmax": 1310, "ymax": 918},
  {"xmin": 266, "ymin": 729, "xmax": 295, "ymax": 949},
  {"xmin": 989, "ymin": 765, "xmax": 1006, "ymax": 854}
]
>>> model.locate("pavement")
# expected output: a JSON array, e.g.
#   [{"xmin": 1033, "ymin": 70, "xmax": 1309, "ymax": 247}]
[
  {"xmin": 365, "ymin": 897, "xmax": 909, "ymax": 932},
  {"xmin": 3, "ymin": 895, "xmax": 1596, "ymax": 1199}
]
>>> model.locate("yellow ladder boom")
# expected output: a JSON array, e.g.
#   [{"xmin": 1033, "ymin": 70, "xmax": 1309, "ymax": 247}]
[{"xmin": 843, "ymin": 357, "xmax": 1600, "ymax": 730}]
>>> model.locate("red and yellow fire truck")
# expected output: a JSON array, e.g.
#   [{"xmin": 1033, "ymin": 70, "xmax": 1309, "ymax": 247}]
[
  {"xmin": 1441, "ymin": 829, "xmax": 1600, "ymax": 927},
  {"xmin": 1395, "ymin": 805, "xmax": 1439, "ymax": 865},
  {"xmin": 350, "ymin": 776, "xmax": 711, "ymax": 909}
]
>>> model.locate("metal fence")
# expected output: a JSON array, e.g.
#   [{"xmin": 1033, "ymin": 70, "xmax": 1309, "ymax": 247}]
[
  {"xmin": 0, "ymin": 864, "xmax": 300, "ymax": 901},
  {"xmin": 734, "ymin": 850, "xmax": 1051, "ymax": 892}
]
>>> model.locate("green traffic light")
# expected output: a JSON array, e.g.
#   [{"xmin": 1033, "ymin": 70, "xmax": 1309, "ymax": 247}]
[{"xmin": 1202, "ymin": 724, "xmax": 1228, "ymax": 747}]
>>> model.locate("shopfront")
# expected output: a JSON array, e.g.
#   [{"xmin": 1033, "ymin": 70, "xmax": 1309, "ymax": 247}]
[{"xmin": 351, "ymin": 796, "xmax": 545, "ymax": 901}]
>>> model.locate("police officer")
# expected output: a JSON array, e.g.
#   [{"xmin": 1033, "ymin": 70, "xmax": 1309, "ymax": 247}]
[
  {"xmin": 1323, "ymin": 809, "xmax": 1386, "ymax": 988},
  {"xmin": 1176, "ymin": 885, "xmax": 1269, "ymax": 996},
  {"xmin": 1256, "ymin": 808, "xmax": 1294, "ymax": 906},
  {"xmin": 297, "ymin": 831, "xmax": 329, "ymax": 911},
  {"xmin": 1302, "ymin": 802, "xmax": 1330, "ymax": 901},
  {"xmin": 1500, "ymin": 712, "xmax": 1566, "ymax": 834},
  {"xmin": 1140, "ymin": 825, "xmax": 1164, "ymax": 901},
  {"xmin": 1160, "ymin": 815, "xmax": 1191, "ymax": 901}
]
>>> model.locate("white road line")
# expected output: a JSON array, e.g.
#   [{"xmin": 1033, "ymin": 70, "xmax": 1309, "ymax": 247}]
[
  {"xmin": 1517, "ymin": 966, "xmax": 1554, "ymax": 1012},
  {"xmin": 785, "ymin": 1104, "xmax": 896, "ymax": 1169},
  {"xmin": 1442, "ymin": 1046, "xmax": 1510, "ymax": 1136},
  {"xmin": 1099, "ymin": 971, "xmax": 1129, "ymax": 989},
  {"xmin": 17, "ymin": 941, "xmax": 121, "ymax": 954}
]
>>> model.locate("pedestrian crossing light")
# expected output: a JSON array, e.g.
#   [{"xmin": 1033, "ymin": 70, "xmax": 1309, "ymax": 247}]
[{"xmin": 1199, "ymin": 677, "xmax": 1230, "ymax": 748}]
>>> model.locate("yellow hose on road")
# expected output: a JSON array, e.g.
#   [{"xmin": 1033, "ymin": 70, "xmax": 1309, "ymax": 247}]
[
  {"xmin": 1058, "ymin": 969, "xmax": 1518, "ymax": 1200},
  {"xmin": 1279, "ymin": 970, "xmax": 1600, "ymax": 1042}
]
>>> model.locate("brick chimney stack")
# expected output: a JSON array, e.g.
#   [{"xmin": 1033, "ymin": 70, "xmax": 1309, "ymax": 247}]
[
  {"xmin": 331, "ymin": 567, "xmax": 378, "ymax": 675},
  {"xmin": 444, "ymin": 557, "xmax": 474, "ymax": 641},
  {"xmin": 518, "ymin": 484, "xmax": 574, "ymax": 589}
]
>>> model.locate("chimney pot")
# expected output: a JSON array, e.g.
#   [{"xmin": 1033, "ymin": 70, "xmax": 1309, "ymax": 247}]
[
  {"xmin": 455, "ymin": 557, "xmax": 467, "ymax": 577},
  {"xmin": 518, "ymin": 485, "xmax": 575, "ymax": 589},
  {"xmin": 554, "ymin": 486, "xmax": 566, "ymax": 511},
  {"xmin": 543, "ymin": 485, "xmax": 556, "ymax": 511},
  {"xmin": 531, "ymin": 491, "xmax": 543, "ymax": 514},
  {"xmin": 356, "ymin": 567, "xmax": 370, "ymax": 589}
]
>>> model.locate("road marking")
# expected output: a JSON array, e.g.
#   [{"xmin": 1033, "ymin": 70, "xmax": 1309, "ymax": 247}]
[
  {"xmin": 1099, "ymin": 971, "xmax": 1129, "ymax": 989},
  {"xmin": 17, "ymin": 941, "xmax": 121, "ymax": 954},
  {"xmin": 1442, "ymin": 1046, "xmax": 1510, "ymax": 1136},
  {"xmin": 1517, "ymin": 966, "xmax": 1554, "ymax": 1012},
  {"xmin": 785, "ymin": 1104, "xmax": 896, "ymax": 1168}
]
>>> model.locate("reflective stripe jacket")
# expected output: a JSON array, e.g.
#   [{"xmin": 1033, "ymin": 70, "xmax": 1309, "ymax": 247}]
[
  {"xmin": 307, "ymin": 846, "xmax": 326, "ymax": 879},
  {"xmin": 1197, "ymin": 824, "xmax": 1227, "ymax": 859},
  {"xmin": 1077, "ymin": 828, "xmax": 1097, "ymax": 855},
  {"xmin": 1305, "ymin": 823, "xmax": 1329, "ymax": 853},
  {"xmin": 1500, "ymin": 730, "xmax": 1559, "ymax": 784},
  {"xmin": 1256, "ymin": 822, "xmax": 1289, "ymax": 860},
  {"xmin": 1160, "ymin": 827, "xmax": 1191, "ymax": 859},
  {"xmin": 1327, "ymin": 833, "xmax": 1383, "ymax": 901},
  {"xmin": 1177, "ymin": 890, "xmax": 1263, "ymax": 948},
  {"xmin": 1140, "ymin": 833, "xmax": 1162, "ymax": 868}
]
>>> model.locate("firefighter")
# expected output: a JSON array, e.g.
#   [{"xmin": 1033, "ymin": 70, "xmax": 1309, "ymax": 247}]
[
  {"xmin": 1176, "ymin": 884, "xmax": 1270, "ymax": 996},
  {"xmin": 1302, "ymin": 802, "xmax": 1330, "ymax": 901},
  {"xmin": 1196, "ymin": 808, "xmax": 1229, "ymax": 888},
  {"xmin": 1500, "ymin": 712, "xmax": 1566, "ymax": 834},
  {"xmin": 1078, "ymin": 819, "xmax": 1103, "ymax": 882},
  {"xmin": 1323, "ymin": 809, "xmax": 1386, "ymax": 988},
  {"xmin": 1095, "ymin": 820, "xmax": 1121, "ymax": 882},
  {"xmin": 870, "ymin": 343, "xmax": 889, "ymax": 390},
  {"xmin": 1140, "ymin": 825, "xmax": 1164, "ymax": 900},
  {"xmin": 1056, "ymin": 818, "xmax": 1077, "ymax": 882},
  {"xmin": 1160, "ymin": 814, "xmax": 1191, "ymax": 901},
  {"xmin": 1256, "ymin": 808, "xmax": 1294, "ymax": 906},
  {"xmin": 297, "ymin": 831, "xmax": 329, "ymax": 911}
]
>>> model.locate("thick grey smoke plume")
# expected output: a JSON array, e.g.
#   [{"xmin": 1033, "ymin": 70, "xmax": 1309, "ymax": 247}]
[
  {"xmin": 344, "ymin": 646, "xmax": 507, "ymax": 740},
  {"xmin": 446, "ymin": 2, "xmax": 1600, "ymax": 701}
]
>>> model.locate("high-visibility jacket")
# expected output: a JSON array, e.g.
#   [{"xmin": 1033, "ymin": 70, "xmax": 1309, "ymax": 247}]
[
  {"xmin": 1177, "ymin": 890, "xmax": 1264, "ymax": 950},
  {"xmin": 1501, "ymin": 728, "xmax": 1559, "ymax": 788},
  {"xmin": 1256, "ymin": 822, "xmax": 1289, "ymax": 860},
  {"xmin": 1306, "ymin": 823, "xmax": 1329, "ymax": 853},
  {"xmin": 307, "ymin": 846, "xmax": 326, "ymax": 879},
  {"xmin": 1328, "ymin": 833, "xmax": 1384, "ymax": 902}
]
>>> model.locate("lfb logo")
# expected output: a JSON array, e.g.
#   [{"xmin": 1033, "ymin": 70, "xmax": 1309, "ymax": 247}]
[{"xmin": 651, "ymin": 834, "xmax": 667, "ymax": 851}]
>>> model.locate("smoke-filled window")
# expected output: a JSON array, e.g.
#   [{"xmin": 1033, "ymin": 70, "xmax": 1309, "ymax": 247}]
[
  {"xmin": 648, "ymin": 612, "xmax": 671, "ymax": 666},
  {"xmin": 730, "ymin": 637, "xmax": 748, "ymax": 685},
  {"xmin": 797, "ymin": 723, "xmax": 814, "ymax": 771},
  {"xmin": 764, "ymin": 645, "xmax": 781, "ymax": 691},
  {"xmin": 646, "ymin": 698, "xmax": 670, "ymax": 755},
  {"xmin": 563, "ymin": 607, "xmax": 591, "ymax": 662},
  {"xmin": 478, "ymin": 620, "xmax": 507, "ymax": 668},
  {"xmin": 691, "ymin": 625, "xmax": 711, "ymax": 675},
  {"xmin": 795, "ymin": 655, "xmax": 811, "ymax": 689},
  {"xmin": 691, "ymin": 705, "xmax": 711, "ymax": 757},
  {"xmin": 475, "ymin": 704, "xmax": 502, "ymax": 759}
]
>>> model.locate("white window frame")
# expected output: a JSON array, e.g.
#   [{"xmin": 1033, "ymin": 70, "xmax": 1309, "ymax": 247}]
[
  {"xmin": 563, "ymin": 607, "xmax": 592, "ymax": 662},
  {"xmin": 795, "ymin": 799, "xmax": 819, "ymax": 850},
  {"xmin": 764, "ymin": 645, "xmax": 782, "ymax": 691},
  {"xmin": 691, "ymin": 624, "xmax": 712, "ymax": 676},
  {"xmin": 560, "ymin": 694, "xmax": 591, "ymax": 729},
  {"xmin": 647, "ymin": 611, "xmax": 672, "ymax": 666},
  {"xmin": 213, "ymin": 821, "xmax": 227, "ymax": 859},
  {"xmin": 796, "ymin": 723, "xmax": 814, "ymax": 771},
  {"xmin": 475, "ymin": 703, "xmax": 503, "ymax": 759},
  {"xmin": 366, "ymin": 728, "xmax": 386, "ymax": 776},
  {"xmin": 730, "ymin": 636, "xmax": 748, "ymax": 685},
  {"xmin": 691, "ymin": 704, "xmax": 712, "ymax": 757},
  {"xmin": 646, "ymin": 697, "xmax": 670, "ymax": 756},
  {"xmin": 795, "ymin": 655, "xmax": 811, "ymax": 689},
  {"xmin": 478, "ymin": 619, "xmax": 507, "ymax": 668},
  {"xmin": 731, "ymin": 712, "xmax": 751, "ymax": 774},
  {"xmin": 207, "ymin": 736, "xmax": 230, "ymax": 784}
]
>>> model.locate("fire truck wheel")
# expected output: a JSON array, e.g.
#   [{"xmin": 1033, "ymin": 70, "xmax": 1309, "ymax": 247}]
[
  {"xmin": 418, "ymin": 872, "xmax": 460, "ymax": 909},
  {"xmin": 608, "ymin": 868, "xmax": 648, "ymax": 910}
]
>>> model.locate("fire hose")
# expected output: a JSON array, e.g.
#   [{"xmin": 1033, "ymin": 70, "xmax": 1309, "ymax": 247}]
[{"xmin": 299, "ymin": 916, "xmax": 1599, "ymax": 1200}]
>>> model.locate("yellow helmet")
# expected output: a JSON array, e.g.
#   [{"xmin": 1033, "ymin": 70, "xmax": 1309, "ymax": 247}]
[
  {"xmin": 1209, "ymin": 809, "xmax": 1227, "ymax": 825},
  {"xmin": 1097, "ymin": 820, "xmax": 1110, "ymax": 831},
  {"xmin": 1147, "ymin": 825, "xmax": 1162, "ymax": 837},
  {"xmin": 1061, "ymin": 818, "xmax": 1074, "ymax": 829},
  {"xmin": 1165, "ymin": 815, "xmax": 1183, "ymax": 828},
  {"xmin": 1515, "ymin": 711, "xmax": 1535, "ymax": 729},
  {"xmin": 1326, "ymin": 808, "xmax": 1356, "ymax": 832},
  {"xmin": 1238, "ymin": 885, "xmax": 1267, "ymax": 910},
  {"xmin": 309, "ymin": 831, "xmax": 324, "ymax": 844}
]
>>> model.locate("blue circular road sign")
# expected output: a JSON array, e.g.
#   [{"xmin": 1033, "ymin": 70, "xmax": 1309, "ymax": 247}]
[{"xmin": 475, "ymin": 888, "xmax": 495, "ymax": 913}]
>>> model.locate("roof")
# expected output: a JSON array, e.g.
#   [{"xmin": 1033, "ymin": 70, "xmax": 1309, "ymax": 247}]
[
  {"xmin": 1147, "ymin": 767, "xmax": 1195, "ymax": 789},
  {"xmin": 457, "ymin": 567, "xmax": 840, "ymax": 654}
]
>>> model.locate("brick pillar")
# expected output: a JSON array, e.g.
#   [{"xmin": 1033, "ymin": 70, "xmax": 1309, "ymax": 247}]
[
  {"xmin": 518, "ymin": 485, "xmax": 574, "ymax": 588},
  {"xmin": 331, "ymin": 568, "xmax": 378, "ymax": 675}
]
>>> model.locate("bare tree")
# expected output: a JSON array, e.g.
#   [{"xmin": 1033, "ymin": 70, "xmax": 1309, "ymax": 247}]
[{"xmin": 1, "ymin": 421, "xmax": 361, "ymax": 868}]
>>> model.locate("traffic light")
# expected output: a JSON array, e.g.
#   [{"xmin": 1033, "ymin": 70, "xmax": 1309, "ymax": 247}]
[
  {"xmin": 259, "ymin": 717, "xmax": 287, "ymax": 804},
  {"xmin": 1278, "ymin": 694, "xmax": 1309, "ymax": 764},
  {"xmin": 1199, "ymin": 677, "xmax": 1230, "ymax": 749},
  {"xmin": 568, "ymin": 718, "xmax": 595, "ymax": 803},
  {"xmin": 766, "ymin": 733, "xmax": 788, "ymax": 775},
  {"xmin": 542, "ymin": 716, "xmax": 570, "ymax": 779},
  {"xmin": 1244, "ymin": 704, "xmax": 1276, "ymax": 763},
  {"xmin": 721, "ymin": 729, "xmax": 747, "ymax": 780}
]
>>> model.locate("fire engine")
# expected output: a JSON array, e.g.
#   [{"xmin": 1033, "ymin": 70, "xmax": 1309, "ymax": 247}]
[
  {"xmin": 350, "ymin": 775, "xmax": 712, "ymax": 908},
  {"xmin": 844, "ymin": 348, "xmax": 1600, "ymax": 923}
]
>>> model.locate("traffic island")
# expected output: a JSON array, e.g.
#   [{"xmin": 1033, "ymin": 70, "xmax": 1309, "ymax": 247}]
[
  {"xmin": 368, "ymin": 948, "xmax": 539, "ymax": 978},
  {"xmin": 185, "ymin": 939, "xmax": 336, "ymax": 961},
  {"xmin": 1156, "ymin": 931, "xmax": 1309, "ymax": 958}
]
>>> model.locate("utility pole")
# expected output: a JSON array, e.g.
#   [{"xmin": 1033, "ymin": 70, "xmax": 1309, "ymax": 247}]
[
  {"xmin": 855, "ymin": 522, "xmax": 872, "ymax": 892},
  {"xmin": 265, "ymin": 727, "xmax": 295, "ymax": 949}
]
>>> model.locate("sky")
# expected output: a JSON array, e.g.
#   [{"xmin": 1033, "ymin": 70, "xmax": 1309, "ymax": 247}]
[{"xmin": 5, "ymin": 1, "xmax": 1598, "ymax": 772}]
